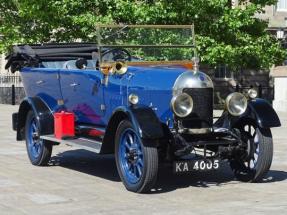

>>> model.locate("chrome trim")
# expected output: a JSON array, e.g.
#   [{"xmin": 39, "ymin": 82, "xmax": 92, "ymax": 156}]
[
  {"xmin": 40, "ymin": 135, "xmax": 102, "ymax": 154},
  {"xmin": 100, "ymin": 104, "xmax": 106, "ymax": 111},
  {"xmin": 173, "ymin": 71, "xmax": 213, "ymax": 96},
  {"xmin": 36, "ymin": 80, "xmax": 44, "ymax": 85},
  {"xmin": 178, "ymin": 128, "xmax": 212, "ymax": 134},
  {"xmin": 128, "ymin": 93, "xmax": 139, "ymax": 105},
  {"xmin": 192, "ymin": 57, "xmax": 200, "ymax": 73},
  {"xmin": 77, "ymin": 125, "xmax": 106, "ymax": 133}
]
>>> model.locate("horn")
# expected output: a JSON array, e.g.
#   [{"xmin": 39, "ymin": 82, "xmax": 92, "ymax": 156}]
[
  {"xmin": 99, "ymin": 62, "xmax": 112, "ymax": 75},
  {"xmin": 112, "ymin": 61, "xmax": 128, "ymax": 75}
]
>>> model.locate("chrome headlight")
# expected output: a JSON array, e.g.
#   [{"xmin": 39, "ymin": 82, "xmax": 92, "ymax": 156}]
[
  {"xmin": 171, "ymin": 93, "xmax": 193, "ymax": 118},
  {"xmin": 247, "ymin": 88, "xmax": 258, "ymax": 99},
  {"xmin": 225, "ymin": 92, "xmax": 248, "ymax": 116},
  {"xmin": 128, "ymin": 93, "xmax": 139, "ymax": 105}
]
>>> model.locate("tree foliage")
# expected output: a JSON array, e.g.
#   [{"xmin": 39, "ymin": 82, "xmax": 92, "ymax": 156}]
[{"xmin": 0, "ymin": 0, "xmax": 285, "ymax": 70}]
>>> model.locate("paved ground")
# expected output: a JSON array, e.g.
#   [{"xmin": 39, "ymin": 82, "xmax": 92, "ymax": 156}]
[{"xmin": 0, "ymin": 104, "xmax": 286, "ymax": 215}]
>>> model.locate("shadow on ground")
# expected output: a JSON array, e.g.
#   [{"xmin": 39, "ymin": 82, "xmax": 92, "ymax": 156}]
[
  {"xmin": 50, "ymin": 149, "xmax": 287, "ymax": 193},
  {"xmin": 50, "ymin": 149, "xmax": 120, "ymax": 182}
]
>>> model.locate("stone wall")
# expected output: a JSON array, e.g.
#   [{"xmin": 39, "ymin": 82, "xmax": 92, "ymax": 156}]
[{"xmin": 202, "ymin": 66, "xmax": 274, "ymax": 109}]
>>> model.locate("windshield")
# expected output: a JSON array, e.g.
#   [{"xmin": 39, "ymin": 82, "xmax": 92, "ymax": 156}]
[{"xmin": 96, "ymin": 25, "xmax": 195, "ymax": 64}]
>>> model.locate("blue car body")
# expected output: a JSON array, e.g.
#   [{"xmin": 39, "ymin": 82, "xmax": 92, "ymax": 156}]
[
  {"xmin": 6, "ymin": 26, "xmax": 282, "ymax": 192},
  {"xmin": 21, "ymin": 65, "xmax": 185, "ymax": 128}
]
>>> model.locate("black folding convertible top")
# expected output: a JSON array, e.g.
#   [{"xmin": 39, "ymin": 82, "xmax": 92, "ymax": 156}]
[{"xmin": 5, "ymin": 43, "xmax": 101, "ymax": 72}]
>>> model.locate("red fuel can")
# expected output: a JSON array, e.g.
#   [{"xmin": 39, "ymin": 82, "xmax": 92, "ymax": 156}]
[{"xmin": 54, "ymin": 111, "xmax": 75, "ymax": 139}]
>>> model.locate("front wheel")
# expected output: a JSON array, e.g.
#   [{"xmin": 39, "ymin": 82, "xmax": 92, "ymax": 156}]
[
  {"xmin": 25, "ymin": 111, "xmax": 53, "ymax": 166},
  {"xmin": 230, "ymin": 123, "xmax": 273, "ymax": 182},
  {"xmin": 115, "ymin": 120, "xmax": 158, "ymax": 193}
]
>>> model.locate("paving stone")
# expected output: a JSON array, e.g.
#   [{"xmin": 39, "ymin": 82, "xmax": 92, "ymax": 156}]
[{"xmin": 0, "ymin": 104, "xmax": 286, "ymax": 215}]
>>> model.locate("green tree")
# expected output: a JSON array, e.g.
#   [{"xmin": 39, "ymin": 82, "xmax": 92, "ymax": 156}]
[{"xmin": 0, "ymin": 0, "xmax": 285, "ymax": 70}]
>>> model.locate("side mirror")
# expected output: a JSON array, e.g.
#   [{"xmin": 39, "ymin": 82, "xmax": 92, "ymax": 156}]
[{"xmin": 75, "ymin": 58, "xmax": 88, "ymax": 69}]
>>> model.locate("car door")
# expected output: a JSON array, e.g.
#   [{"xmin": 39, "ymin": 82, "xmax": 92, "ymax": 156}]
[
  {"xmin": 59, "ymin": 68, "xmax": 105, "ymax": 125},
  {"xmin": 102, "ymin": 73, "xmax": 128, "ymax": 124}
]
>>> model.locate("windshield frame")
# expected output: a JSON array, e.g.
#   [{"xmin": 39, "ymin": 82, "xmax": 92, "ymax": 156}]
[{"xmin": 95, "ymin": 24, "xmax": 196, "ymax": 64}]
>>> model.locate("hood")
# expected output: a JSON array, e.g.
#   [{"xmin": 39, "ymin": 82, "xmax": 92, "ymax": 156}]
[
  {"xmin": 124, "ymin": 65, "xmax": 214, "ymax": 125},
  {"xmin": 125, "ymin": 65, "xmax": 188, "ymax": 123},
  {"xmin": 127, "ymin": 65, "xmax": 187, "ymax": 91}
]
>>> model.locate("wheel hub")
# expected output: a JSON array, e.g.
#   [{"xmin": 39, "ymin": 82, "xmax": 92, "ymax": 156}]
[
  {"xmin": 32, "ymin": 132, "xmax": 40, "ymax": 141},
  {"xmin": 127, "ymin": 148, "xmax": 139, "ymax": 163}
]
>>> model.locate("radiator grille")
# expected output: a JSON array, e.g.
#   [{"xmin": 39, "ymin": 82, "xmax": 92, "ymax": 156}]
[{"xmin": 181, "ymin": 88, "xmax": 213, "ymax": 128}]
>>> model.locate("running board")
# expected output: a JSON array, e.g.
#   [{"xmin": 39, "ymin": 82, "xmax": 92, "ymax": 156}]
[{"xmin": 40, "ymin": 135, "xmax": 102, "ymax": 153}]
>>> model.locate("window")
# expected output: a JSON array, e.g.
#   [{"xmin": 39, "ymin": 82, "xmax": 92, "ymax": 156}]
[
  {"xmin": 214, "ymin": 65, "xmax": 233, "ymax": 80},
  {"xmin": 277, "ymin": 0, "xmax": 287, "ymax": 11}
]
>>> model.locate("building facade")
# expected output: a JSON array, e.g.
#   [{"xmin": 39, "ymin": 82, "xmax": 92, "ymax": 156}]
[
  {"xmin": 257, "ymin": 0, "xmax": 287, "ymax": 29},
  {"xmin": 258, "ymin": 0, "xmax": 287, "ymax": 112}
]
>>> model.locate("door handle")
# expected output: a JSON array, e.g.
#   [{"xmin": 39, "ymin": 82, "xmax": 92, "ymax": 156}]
[
  {"xmin": 70, "ymin": 83, "xmax": 79, "ymax": 87},
  {"xmin": 36, "ymin": 80, "xmax": 45, "ymax": 85}
]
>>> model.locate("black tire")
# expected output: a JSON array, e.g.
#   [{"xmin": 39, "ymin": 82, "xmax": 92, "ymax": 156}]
[
  {"xmin": 25, "ymin": 110, "xmax": 53, "ymax": 166},
  {"xmin": 230, "ymin": 125, "xmax": 273, "ymax": 182},
  {"xmin": 115, "ymin": 120, "xmax": 158, "ymax": 193}
]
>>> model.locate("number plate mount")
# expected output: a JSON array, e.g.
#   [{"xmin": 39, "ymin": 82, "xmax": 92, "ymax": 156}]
[{"xmin": 173, "ymin": 159, "xmax": 220, "ymax": 173}]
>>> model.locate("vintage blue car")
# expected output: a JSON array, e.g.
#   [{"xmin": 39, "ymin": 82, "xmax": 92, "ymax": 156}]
[{"xmin": 7, "ymin": 25, "xmax": 281, "ymax": 193}]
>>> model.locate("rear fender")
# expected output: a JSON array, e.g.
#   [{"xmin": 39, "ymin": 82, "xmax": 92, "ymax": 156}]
[{"xmin": 16, "ymin": 97, "xmax": 54, "ymax": 140}]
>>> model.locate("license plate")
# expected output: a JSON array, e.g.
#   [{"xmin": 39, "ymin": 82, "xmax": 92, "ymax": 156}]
[{"xmin": 173, "ymin": 159, "xmax": 220, "ymax": 173}]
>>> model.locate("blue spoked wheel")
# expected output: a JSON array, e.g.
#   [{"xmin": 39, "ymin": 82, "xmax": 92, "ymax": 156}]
[
  {"xmin": 115, "ymin": 120, "xmax": 158, "ymax": 193},
  {"xmin": 25, "ymin": 111, "xmax": 52, "ymax": 166},
  {"xmin": 119, "ymin": 128, "xmax": 144, "ymax": 184},
  {"xmin": 230, "ymin": 123, "xmax": 273, "ymax": 182}
]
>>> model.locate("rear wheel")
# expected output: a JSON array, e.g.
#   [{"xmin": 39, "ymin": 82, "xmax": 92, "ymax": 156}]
[
  {"xmin": 115, "ymin": 120, "xmax": 158, "ymax": 193},
  {"xmin": 25, "ymin": 111, "xmax": 53, "ymax": 166},
  {"xmin": 230, "ymin": 123, "xmax": 273, "ymax": 182}
]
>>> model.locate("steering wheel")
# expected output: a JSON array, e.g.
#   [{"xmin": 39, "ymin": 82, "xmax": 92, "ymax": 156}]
[{"xmin": 101, "ymin": 48, "xmax": 132, "ymax": 62}]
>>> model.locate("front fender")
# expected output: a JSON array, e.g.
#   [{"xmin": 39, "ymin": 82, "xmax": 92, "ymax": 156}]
[
  {"xmin": 215, "ymin": 98, "xmax": 281, "ymax": 129},
  {"xmin": 246, "ymin": 99, "xmax": 281, "ymax": 128},
  {"xmin": 101, "ymin": 105, "xmax": 164, "ymax": 153},
  {"xmin": 114, "ymin": 105, "xmax": 164, "ymax": 140}
]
